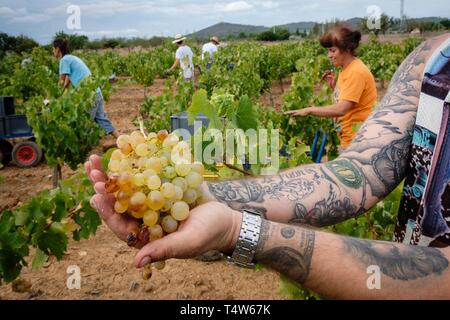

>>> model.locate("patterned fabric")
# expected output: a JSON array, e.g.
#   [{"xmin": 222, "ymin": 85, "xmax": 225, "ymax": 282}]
[{"xmin": 394, "ymin": 39, "xmax": 450, "ymax": 247}]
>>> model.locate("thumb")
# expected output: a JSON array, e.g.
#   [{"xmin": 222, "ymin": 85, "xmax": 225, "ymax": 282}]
[{"xmin": 134, "ymin": 231, "xmax": 195, "ymax": 268}]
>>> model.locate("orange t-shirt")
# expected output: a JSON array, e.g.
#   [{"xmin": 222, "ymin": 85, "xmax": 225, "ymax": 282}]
[{"xmin": 334, "ymin": 58, "xmax": 377, "ymax": 148}]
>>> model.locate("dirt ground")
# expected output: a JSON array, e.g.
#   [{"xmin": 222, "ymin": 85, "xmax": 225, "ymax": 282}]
[{"xmin": 0, "ymin": 74, "xmax": 389, "ymax": 300}]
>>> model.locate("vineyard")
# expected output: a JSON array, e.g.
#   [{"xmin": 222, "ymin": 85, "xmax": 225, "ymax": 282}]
[{"xmin": 0, "ymin": 35, "xmax": 423, "ymax": 299}]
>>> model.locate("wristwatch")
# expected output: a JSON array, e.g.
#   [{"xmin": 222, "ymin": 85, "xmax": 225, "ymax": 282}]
[{"xmin": 227, "ymin": 209, "xmax": 262, "ymax": 268}]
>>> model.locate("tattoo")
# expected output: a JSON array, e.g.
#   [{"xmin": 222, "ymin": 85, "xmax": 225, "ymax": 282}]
[
  {"xmin": 343, "ymin": 237, "xmax": 449, "ymax": 280},
  {"xmin": 290, "ymin": 185, "xmax": 357, "ymax": 227},
  {"xmin": 208, "ymin": 168, "xmax": 323, "ymax": 205},
  {"xmin": 325, "ymin": 159, "xmax": 363, "ymax": 189},
  {"xmin": 256, "ymin": 222, "xmax": 315, "ymax": 284},
  {"xmin": 281, "ymin": 227, "xmax": 295, "ymax": 239}
]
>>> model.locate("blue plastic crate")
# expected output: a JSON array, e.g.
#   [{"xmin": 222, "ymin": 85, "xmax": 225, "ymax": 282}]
[
  {"xmin": 0, "ymin": 118, "xmax": 5, "ymax": 136},
  {"xmin": 4, "ymin": 115, "xmax": 33, "ymax": 136},
  {"xmin": 0, "ymin": 97, "xmax": 15, "ymax": 117},
  {"xmin": 171, "ymin": 112, "xmax": 214, "ymax": 135}
]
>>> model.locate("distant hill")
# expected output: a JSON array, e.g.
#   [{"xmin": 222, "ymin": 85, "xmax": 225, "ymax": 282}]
[
  {"xmin": 189, "ymin": 22, "xmax": 268, "ymax": 39},
  {"xmin": 189, "ymin": 17, "xmax": 447, "ymax": 39}
]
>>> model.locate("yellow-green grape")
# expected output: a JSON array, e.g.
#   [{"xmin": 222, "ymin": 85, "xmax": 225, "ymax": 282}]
[
  {"xmin": 172, "ymin": 185, "xmax": 183, "ymax": 201},
  {"xmin": 147, "ymin": 175, "xmax": 162, "ymax": 190},
  {"xmin": 146, "ymin": 190, "xmax": 165, "ymax": 211},
  {"xmin": 108, "ymin": 159, "xmax": 120, "ymax": 172},
  {"xmin": 147, "ymin": 157, "xmax": 162, "ymax": 173},
  {"xmin": 172, "ymin": 177, "xmax": 188, "ymax": 192},
  {"xmin": 157, "ymin": 129, "xmax": 169, "ymax": 141},
  {"xmin": 117, "ymin": 190, "xmax": 133, "ymax": 205},
  {"xmin": 160, "ymin": 182, "xmax": 176, "ymax": 199},
  {"xmin": 183, "ymin": 188, "xmax": 197, "ymax": 204},
  {"xmin": 110, "ymin": 149, "xmax": 124, "ymax": 161},
  {"xmin": 131, "ymin": 210, "xmax": 145, "ymax": 219},
  {"xmin": 162, "ymin": 200, "xmax": 174, "ymax": 212},
  {"xmin": 128, "ymin": 191, "xmax": 147, "ymax": 212},
  {"xmin": 117, "ymin": 135, "xmax": 132, "ymax": 155},
  {"xmin": 142, "ymin": 169, "xmax": 157, "ymax": 178},
  {"xmin": 148, "ymin": 224, "xmax": 163, "ymax": 241},
  {"xmin": 163, "ymin": 134, "xmax": 179, "ymax": 148},
  {"xmin": 117, "ymin": 172, "xmax": 134, "ymax": 191},
  {"xmin": 171, "ymin": 141, "xmax": 192, "ymax": 166},
  {"xmin": 143, "ymin": 210, "xmax": 159, "ymax": 227},
  {"xmin": 130, "ymin": 131, "xmax": 146, "ymax": 148},
  {"xmin": 119, "ymin": 158, "xmax": 132, "ymax": 173},
  {"xmin": 147, "ymin": 132, "xmax": 157, "ymax": 140},
  {"xmin": 132, "ymin": 173, "xmax": 146, "ymax": 187},
  {"xmin": 161, "ymin": 215, "xmax": 178, "ymax": 233},
  {"xmin": 171, "ymin": 201, "xmax": 190, "ymax": 221},
  {"xmin": 160, "ymin": 156, "xmax": 169, "ymax": 167},
  {"xmin": 192, "ymin": 162, "xmax": 205, "ymax": 175},
  {"xmin": 114, "ymin": 200, "xmax": 128, "ymax": 214},
  {"xmin": 142, "ymin": 263, "xmax": 152, "ymax": 280},
  {"xmin": 148, "ymin": 142, "xmax": 158, "ymax": 156},
  {"xmin": 163, "ymin": 166, "xmax": 177, "ymax": 179},
  {"xmin": 153, "ymin": 261, "xmax": 165, "ymax": 270},
  {"xmin": 135, "ymin": 143, "xmax": 149, "ymax": 156},
  {"xmin": 186, "ymin": 171, "xmax": 203, "ymax": 189},
  {"xmin": 137, "ymin": 157, "xmax": 148, "ymax": 169},
  {"xmin": 175, "ymin": 163, "xmax": 191, "ymax": 177}
]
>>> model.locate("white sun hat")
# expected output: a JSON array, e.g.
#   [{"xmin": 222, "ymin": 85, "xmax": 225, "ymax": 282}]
[{"xmin": 172, "ymin": 34, "xmax": 187, "ymax": 44}]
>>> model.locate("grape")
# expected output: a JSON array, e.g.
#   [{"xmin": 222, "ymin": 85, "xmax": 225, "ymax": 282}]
[
  {"xmin": 147, "ymin": 175, "xmax": 162, "ymax": 190},
  {"xmin": 114, "ymin": 200, "xmax": 128, "ymax": 214},
  {"xmin": 171, "ymin": 201, "xmax": 190, "ymax": 221},
  {"xmin": 147, "ymin": 157, "xmax": 162, "ymax": 173},
  {"xmin": 130, "ymin": 131, "xmax": 145, "ymax": 148},
  {"xmin": 119, "ymin": 159, "xmax": 132, "ymax": 173},
  {"xmin": 143, "ymin": 210, "xmax": 159, "ymax": 227},
  {"xmin": 105, "ymin": 176, "xmax": 120, "ymax": 193},
  {"xmin": 153, "ymin": 261, "xmax": 166, "ymax": 270},
  {"xmin": 173, "ymin": 186, "xmax": 183, "ymax": 201},
  {"xmin": 175, "ymin": 163, "xmax": 191, "ymax": 177},
  {"xmin": 135, "ymin": 143, "xmax": 149, "ymax": 156},
  {"xmin": 162, "ymin": 200, "xmax": 174, "ymax": 212},
  {"xmin": 157, "ymin": 129, "xmax": 169, "ymax": 141},
  {"xmin": 192, "ymin": 162, "xmax": 205, "ymax": 175},
  {"xmin": 108, "ymin": 160, "xmax": 120, "ymax": 172},
  {"xmin": 148, "ymin": 143, "xmax": 158, "ymax": 156},
  {"xmin": 146, "ymin": 190, "xmax": 165, "ymax": 211},
  {"xmin": 183, "ymin": 188, "xmax": 197, "ymax": 204},
  {"xmin": 110, "ymin": 149, "xmax": 124, "ymax": 161},
  {"xmin": 117, "ymin": 173, "xmax": 133, "ymax": 191},
  {"xmin": 163, "ymin": 166, "xmax": 177, "ymax": 179},
  {"xmin": 160, "ymin": 182, "xmax": 176, "ymax": 199},
  {"xmin": 117, "ymin": 135, "xmax": 132, "ymax": 155},
  {"xmin": 62, "ymin": 220, "xmax": 78, "ymax": 233},
  {"xmin": 143, "ymin": 169, "xmax": 157, "ymax": 177},
  {"xmin": 132, "ymin": 173, "xmax": 146, "ymax": 187},
  {"xmin": 131, "ymin": 209, "xmax": 145, "ymax": 219},
  {"xmin": 160, "ymin": 156, "xmax": 169, "ymax": 167},
  {"xmin": 171, "ymin": 141, "xmax": 192, "ymax": 165},
  {"xmin": 172, "ymin": 177, "xmax": 188, "ymax": 192},
  {"xmin": 161, "ymin": 215, "xmax": 178, "ymax": 233},
  {"xmin": 148, "ymin": 224, "xmax": 163, "ymax": 241},
  {"xmin": 162, "ymin": 134, "xmax": 179, "ymax": 149},
  {"xmin": 117, "ymin": 190, "xmax": 133, "ymax": 205},
  {"xmin": 129, "ymin": 192, "xmax": 147, "ymax": 212},
  {"xmin": 147, "ymin": 132, "xmax": 157, "ymax": 140},
  {"xmin": 186, "ymin": 171, "xmax": 203, "ymax": 189},
  {"xmin": 142, "ymin": 264, "xmax": 152, "ymax": 280}
]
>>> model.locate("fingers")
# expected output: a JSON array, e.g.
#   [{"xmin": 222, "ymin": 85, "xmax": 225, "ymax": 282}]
[
  {"xmin": 94, "ymin": 181, "xmax": 107, "ymax": 195},
  {"xmin": 90, "ymin": 194, "xmax": 140, "ymax": 242},
  {"xmin": 85, "ymin": 155, "xmax": 106, "ymax": 183},
  {"xmin": 91, "ymin": 169, "xmax": 107, "ymax": 184}
]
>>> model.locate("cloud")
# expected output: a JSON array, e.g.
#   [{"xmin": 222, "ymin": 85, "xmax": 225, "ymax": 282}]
[
  {"xmin": 11, "ymin": 14, "xmax": 51, "ymax": 23},
  {"xmin": 218, "ymin": 1, "xmax": 254, "ymax": 12},
  {"xmin": 0, "ymin": 6, "xmax": 16, "ymax": 16},
  {"xmin": 260, "ymin": 1, "xmax": 280, "ymax": 9}
]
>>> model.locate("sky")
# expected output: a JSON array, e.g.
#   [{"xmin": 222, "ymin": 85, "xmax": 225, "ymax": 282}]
[{"xmin": 0, "ymin": 0, "xmax": 449, "ymax": 44}]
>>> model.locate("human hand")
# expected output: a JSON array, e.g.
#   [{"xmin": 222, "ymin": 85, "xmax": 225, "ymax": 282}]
[
  {"xmin": 284, "ymin": 108, "xmax": 311, "ymax": 117},
  {"xmin": 134, "ymin": 201, "xmax": 242, "ymax": 268},
  {"xmin": 321, "ymin": 70, "xmax": 335, "ymax": 88}
]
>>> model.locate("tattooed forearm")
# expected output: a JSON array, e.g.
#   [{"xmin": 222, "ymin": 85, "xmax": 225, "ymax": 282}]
[
  {"xmin": 290, "ymin": 185, "xmax": 358, "ymax": 227},
  {"xmin": 343, "ymin": 237, "xmax": 449, "ymax": 280},
  {"xmin": 325, "ymin": 159, "xmax": 364, "ymax": 189},
  {"xmin": 255, "ymin": 220, "xmax": 315, "ymax": 284}
]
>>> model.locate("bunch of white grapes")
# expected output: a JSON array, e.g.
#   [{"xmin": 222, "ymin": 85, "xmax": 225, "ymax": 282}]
[{"xmin": 105, "ymin": 129, "xmax": 205, "ymax": 279}]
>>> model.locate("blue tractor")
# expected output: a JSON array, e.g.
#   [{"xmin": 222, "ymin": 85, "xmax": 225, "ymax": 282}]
[{"xmin": 0, "ymin": 96, "xmax": 43, "ymax": 168}]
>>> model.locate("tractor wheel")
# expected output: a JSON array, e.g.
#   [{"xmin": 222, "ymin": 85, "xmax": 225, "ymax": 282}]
[{"xmin": 12, "ymin": 141, "xmax": 43, "ymax": 168}]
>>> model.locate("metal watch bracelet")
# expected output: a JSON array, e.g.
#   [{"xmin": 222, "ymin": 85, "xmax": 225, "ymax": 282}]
[{"xmin": 227, "ymin": 210, "xmax": 262, "ymax": 268}]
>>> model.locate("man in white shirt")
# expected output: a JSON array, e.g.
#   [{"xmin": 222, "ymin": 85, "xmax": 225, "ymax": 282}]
[
  {"xmin": 202, "ymin": 36, "xmax": 220, "ymax": 70},
  {"xmin": 167, "ymin": 34, "xmax": 195, "ymax": 82}
]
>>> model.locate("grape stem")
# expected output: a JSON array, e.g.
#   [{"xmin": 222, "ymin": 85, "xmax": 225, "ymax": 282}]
[{"xmin": 224, "ymin": 163, "xmax": 252, "ymax": 176}]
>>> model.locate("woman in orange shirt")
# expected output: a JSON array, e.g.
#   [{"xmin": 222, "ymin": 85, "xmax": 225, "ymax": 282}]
[{"xmin": 285, "ymin": 26, "xmax": 377, "ymax": 150}]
